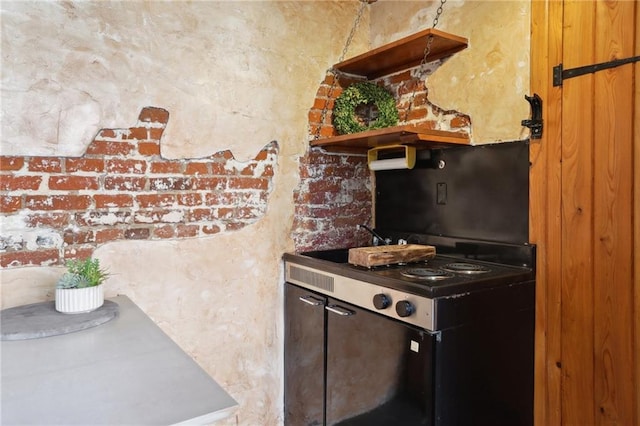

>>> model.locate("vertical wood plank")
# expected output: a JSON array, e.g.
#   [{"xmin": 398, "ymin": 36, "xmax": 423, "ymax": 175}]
[
  {"xmin": 593, "ymin": 1, "xmax": 635, "ymax": 424},
  {"xmin": 530, "ymin": 1, "xmax": 564, "ymax": 425},
  {"xmin": 561, "ymin": 1, "xmax": 596, "ymax": 424},
  {"xmin": 634, "ymin": 3, "xmax": 640, "ymax": 425}
]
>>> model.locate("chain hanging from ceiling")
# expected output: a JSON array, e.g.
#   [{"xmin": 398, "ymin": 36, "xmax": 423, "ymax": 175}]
[
  {"xmin": 403, "ymin": 0, "xmax": 447, "ymax": 122},
  {"xmin": 314, "ymin": 0, "xmax": 448, "ymax": 140}
]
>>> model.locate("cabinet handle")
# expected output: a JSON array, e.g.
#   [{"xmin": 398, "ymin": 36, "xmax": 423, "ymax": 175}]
[
  {"xmin": 299, "ymin": 295, "xmax": 324, "ymax": 306},
  {"xmin": 325, "ymin": 305, "xmax": 355, "ymax": 316}
]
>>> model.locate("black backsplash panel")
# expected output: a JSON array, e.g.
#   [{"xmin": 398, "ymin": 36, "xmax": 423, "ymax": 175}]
[{"xmin": 375, "ymin": 140, "xmax": 530, "ymax": 244}]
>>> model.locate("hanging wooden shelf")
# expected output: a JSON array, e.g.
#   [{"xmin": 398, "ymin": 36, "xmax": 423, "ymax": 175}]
[
  {"xmin": 310, "ymin": 125, "xmax": 470, "ymax": 154},
  {"xmin": 333, "ymin": 28, "xmax": 468, "ymax": 80}
]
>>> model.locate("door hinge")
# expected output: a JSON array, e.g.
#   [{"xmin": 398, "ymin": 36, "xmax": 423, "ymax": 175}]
[
  {"xmin": 553, "ymin": 56, "xmax": 640, "ymax": 87},
  {"xmin": 521, "ymin": 94, "xmax": 543, "ymax": 139}
]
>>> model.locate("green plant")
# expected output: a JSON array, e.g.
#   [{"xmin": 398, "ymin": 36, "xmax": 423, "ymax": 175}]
[
  {"xmin": 56, "ymin": 258, "xmax": 109, "ymax": 289},
  {"xmin": 333, "ymin": 82, "xmax": 399, "ymax": 135}
]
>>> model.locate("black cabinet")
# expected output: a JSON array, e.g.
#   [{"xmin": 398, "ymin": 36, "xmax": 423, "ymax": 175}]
[
  {"xmin": 284, "ymin": 284, "xmax": 326, "ymax": 426},
  {"xmin": 285, "ymin": 283, "xmax": 436, "ymax": 426}
]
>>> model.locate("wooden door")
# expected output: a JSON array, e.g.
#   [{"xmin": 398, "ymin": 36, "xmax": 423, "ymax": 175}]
[{"xmin": 530, "ymin": 1, "xmax": 638, "ymax": 425}]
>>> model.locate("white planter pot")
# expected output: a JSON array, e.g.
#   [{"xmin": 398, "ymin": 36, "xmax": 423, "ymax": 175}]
[{"xmin": 55, "ymin": 285, "xmax": 104, "ymax": 314}]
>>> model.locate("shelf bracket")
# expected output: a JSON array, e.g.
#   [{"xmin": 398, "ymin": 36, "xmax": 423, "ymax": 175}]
[
  {"xmin": 553, "ymin": 56, "xmax": 640, "ymax": 87},
  {"xmin": 521, "ymin": 94, "xmax": 543, "ymax": 140}
]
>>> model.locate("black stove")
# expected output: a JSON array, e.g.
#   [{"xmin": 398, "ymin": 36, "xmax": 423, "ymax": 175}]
[
  {"xmin": 284, "ymin": 141, "xmax": 535, "ymax": 426},
  {"xmin": 284, "ymin": 236, "xmax": 534, "ymax": 331}
]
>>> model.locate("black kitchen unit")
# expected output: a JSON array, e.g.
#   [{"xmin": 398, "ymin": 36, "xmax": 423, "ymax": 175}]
[{"xmin": 284, "ymin": 140, "xmax": 535, "ymax": 426}]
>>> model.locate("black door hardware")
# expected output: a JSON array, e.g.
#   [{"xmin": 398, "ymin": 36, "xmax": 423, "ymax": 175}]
[
  {"xmin": 521, "ymin": 94, "xmax": 543, "ymax": 139},
  {"xmin": 553, "ymin": 56, "xmax": 640, "ymax": 87}
]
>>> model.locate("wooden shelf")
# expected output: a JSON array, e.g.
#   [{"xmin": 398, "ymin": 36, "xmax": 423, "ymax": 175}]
[
  {"xmin": 334, "ymin": 28, "xmax": 468, "ymax": 80},
  {"xmin": 310, "ymin": 125, "xmax": 470, "ymax": 154}
]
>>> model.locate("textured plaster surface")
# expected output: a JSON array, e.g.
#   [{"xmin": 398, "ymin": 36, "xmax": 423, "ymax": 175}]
[
  {"xmin": 1, "ymin": 1, "xmax": 367, "ymax": 425},
  {"xmin": 1, "ymin": 0, "xmax": 531, "ymax": 423},
  {"xmin": 370, "ymin": 0, "xmax": 531, "ymax": 143}
]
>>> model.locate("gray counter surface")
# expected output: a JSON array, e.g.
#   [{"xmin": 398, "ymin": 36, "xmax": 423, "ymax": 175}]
[{"xmin": 1, "ymin": 295, "xmax": 237, "ymax": 425}]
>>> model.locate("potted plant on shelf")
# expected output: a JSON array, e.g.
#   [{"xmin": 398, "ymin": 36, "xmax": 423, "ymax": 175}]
[{"xmin": 55, "ymin": 257, "xmax": 109, "ymax": 314}]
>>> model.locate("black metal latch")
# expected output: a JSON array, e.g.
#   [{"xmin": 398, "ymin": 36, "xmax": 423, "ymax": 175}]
[
  {"xmin": 521, "ymin": 94, "xmax": 543, "ymax": 139},
  {"xmin": 553, "ymin": 56, "xmax": 640, "ymax": 87}
]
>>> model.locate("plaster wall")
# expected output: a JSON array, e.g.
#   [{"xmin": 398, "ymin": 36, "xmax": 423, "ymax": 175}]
[
  {"xmin": 369, "ymin": 0, "xmax": 531, "ymax": 143},
  {"xmin": 1, "ymin": 1, "xmax": 367, "ymax": 424},
  {"xmin": 1, "ymin": 0, "xmax": 532, "ymax": 424}
]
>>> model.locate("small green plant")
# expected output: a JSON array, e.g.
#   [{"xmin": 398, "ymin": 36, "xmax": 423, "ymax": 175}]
[{"xmin": 56, "ymin": 258, "xmax": 109, "ymax": 289}]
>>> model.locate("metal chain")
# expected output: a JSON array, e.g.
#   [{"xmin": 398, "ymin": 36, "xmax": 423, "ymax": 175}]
[
  {"xmin": 314, "ymin": 0, "xmax": 369, "ymax": 140},
  {"xmin": 403, "ymin": 0, "xmax": 447, "ymax": 123}
]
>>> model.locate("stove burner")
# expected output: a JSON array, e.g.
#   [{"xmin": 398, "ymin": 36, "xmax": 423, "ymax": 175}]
[
  {"xmin": 441, "ymin": 262, "xmax": 491, "ymax": 274},
  {"xmin": 400, "ymin": 268, "xmax": 453, "ymax": 281}
]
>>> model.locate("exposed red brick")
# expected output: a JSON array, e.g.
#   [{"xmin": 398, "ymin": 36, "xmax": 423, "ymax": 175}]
[
  {"xmin": 149, "ymin": 128, "xmax": 164, "ymax": 141},
  {"xmin": 176, "ymin": 224, "xmax": 198, "ymax": 238},
  {"xmin": 49, "ymin": 176, "xmax": 100, "ymax": 191},
  {"xmin": 86, "ymin": 140, "xmax": 136, "ymax": 156},
  {"xmin": 308, "ymin": 179, "xmax": 342, "ymax": 194},
  {"xmin": 177, "ymin": 193, "xmax": 202, "ymax": 206},
  {"xmin": 66, "ymin": 158, "xmax": 104, "ymax": 173},
  {"xmin": 239, "ymin": 164, "xmax": 256, "ymax": 176},
  {"xmin": 149, "ymin": 177, "xmax": 193, "ymax": 191},
  {"xmin": 234, "ymin": 207, "xmax": 259, "ymax": 219},
  {"xmin": 185, "ymin": 162, "xmax": 210, "ymax": 175},
  {"xmin": 224, "ymin": 221, "xmax": 245, "ymax": 231},
  {"xmin": 95, "ymin": 228, "xmax": 125, "ymax": 243},
  {"xmin": 1, "ymin": 175, "xmax": 43, "ymax": 191},
  {"xmin": 216, "ymin": 207, "xmax": 233, "ymax": 218},
  {"xmin": 202, "ymin": 224, "xmax": 221, "ymax": 235},
  {"xmin": 98, "ymin": 129, "xmax": 116, "ymax": 138},
  {"xmin": 228, "ymin": 177, "xmax": 268, "ymax": 190},
  {"xmin": 192, "ymin": 177, "xmax": 224, "ymax": 191},
  {"xmin": 25, "ymin": 212, "xmax": 69, "ymax": 228},
  {"xmin": 404, "ymin": 108, "xmax": 428, "ymax": 122},
  {"xmin": 134, "ymin": 209, "xmax": 182, "ymax": 224},
  {"xmin": 450, "ymin": 115, "xmax": 471, "ymax": 128},
  {"xmin": 25, "ymin": 195, "xmax": 92, "ymax": 211},
  {"xmin": 138, "ymin": 107, "xmax": 169, "ymax": 124},
  {"xmin": 386, "ymin": 70, "xmax": 413, "ymax": 85},
  {"xmin": 153, "ymin": 225, "xmax": 175, "ymax": 239},
  {"xmin": 313, "ymin": 97, "xmax": 334, "ymax": 110},
  {"xmin": 308, "ymin": 110, "xmax": 322, "ymax": 125},
  {"xmin": 63, "ymin": 246, "xmax": 94, "ymax": 261},
  {"xmin": 28, "ymin": 157, "xmax": 63, "ymax": 173},
  {"xmin": 94, "ymin": 194, "xmax": 134, "ymax": 208},
  {"xmin": 75, "ymin": 211, "xmax": 131, "ymax": 227},
  {"xmin": 124, "ymin": 228, "xmax": 151, "ymax": 240},
  {"xmin": 138, "ymin": 142, "xmax": 161, "ymax": 156},
  {"xmin": 150, "ymin": 161, "xmax": 183, "ymax": 174},
  {"xmin": 210, "ymin": 162, "xmax": 232, "ymax": 176},
  {"xmin": 0, "ymin": 157, "xmax": 25, "ymax": 171},
  {"xmin": 187, "ymin": 208, "xmax": 215, "ymax": 222},
  {"xmin": 127, "ymin": 127, "xmax": 148, "ymax": 140},
  {"xmin": 0, "ymin": 249, "xmax": 60, "ymax": 268},
  {"xmin": 1, "ymin": 196, "xmax": 22, "ymax": 213},
  {"xmin": 104, "ymin": 176, "xmax": 147, "ymax": 191},
  {"xmin": 106, "ymin": 159, "xmax": 147, "ymax": 174},
  {"xmin": 136, "ymin": 194, "xmax": 176, "ymax": 208},
  {"xmin": 64, "ymin": 229, "xmax": 95, "ymax": 245}
]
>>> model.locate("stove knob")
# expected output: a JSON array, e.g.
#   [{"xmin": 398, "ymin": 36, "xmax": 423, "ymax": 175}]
[
  {"xmin": 395, "ymin": 300, "xmax": 414, "ymax": 318},
  {"xmin": 373, "ymin": 293, "xmax": 391, "ymax": 310}
]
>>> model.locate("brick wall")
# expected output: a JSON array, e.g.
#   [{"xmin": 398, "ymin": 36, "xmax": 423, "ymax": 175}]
[
  {"xmin": 0, "ymin": 107, "xmax": 278, "ymax": 268},
  {"xmin": 292, "ymin": 65, "xmax": 470, "ymax": 251}
]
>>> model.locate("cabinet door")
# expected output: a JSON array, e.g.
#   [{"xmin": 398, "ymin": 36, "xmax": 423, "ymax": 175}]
[
  {"xmin": 284, "ymin": 284, "xmax": 327, "ymax": 426},
  {"xmin": 325, "ymin": 298, "xmax": 434, "ymax": 426}
]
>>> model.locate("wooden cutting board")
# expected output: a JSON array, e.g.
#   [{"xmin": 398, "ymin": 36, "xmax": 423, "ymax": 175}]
[{"xmin": 348, "ymin": 244, "xmax": 436, "ymax": 268}]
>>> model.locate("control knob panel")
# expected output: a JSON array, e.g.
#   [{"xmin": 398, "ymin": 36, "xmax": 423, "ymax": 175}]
[
  {"xmin": 372, "ymin": 293, "xmax": 391, "ymax": 310},
  {"xmin": 395, "ymin": 300, "xmax": 415, "ymax": 318}
]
